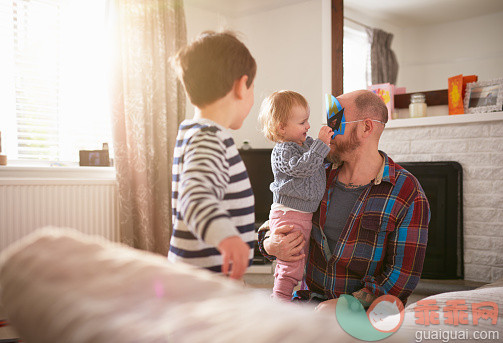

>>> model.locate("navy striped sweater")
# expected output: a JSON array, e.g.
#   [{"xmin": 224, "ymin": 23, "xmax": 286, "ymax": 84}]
[{"xmin": 168, "ymin": 118, "xmax": 255, "ymax": 272}]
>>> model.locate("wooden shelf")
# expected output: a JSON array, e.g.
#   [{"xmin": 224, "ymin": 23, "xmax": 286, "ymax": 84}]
[
  {"xmin": 385, "ymin": 111, "xmax": 503, "ymax": 129},
  {"xmin": 395, "ymin": 89, "xmax": 448, "ymax": 108}
]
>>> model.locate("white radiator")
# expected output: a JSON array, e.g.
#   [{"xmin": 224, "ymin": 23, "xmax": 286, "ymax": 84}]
[{"xmin": 0, "ymin": 179, "xmax": 120, "ymax": 251}]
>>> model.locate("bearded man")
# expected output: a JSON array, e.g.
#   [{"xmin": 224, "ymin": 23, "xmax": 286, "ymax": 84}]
[{"xmin": 258, "ymin": 90, "xmax": 430, "ymax": 310}]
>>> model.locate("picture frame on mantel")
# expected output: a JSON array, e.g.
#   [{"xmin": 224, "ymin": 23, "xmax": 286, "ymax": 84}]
[{"xmin": 464, "ymin": 78, "xmax": 503, "ymax": 114}]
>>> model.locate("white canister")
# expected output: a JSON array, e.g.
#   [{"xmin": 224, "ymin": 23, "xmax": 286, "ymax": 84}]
[{"xmin": 409, "ymin": 93, "xmax": 427, "ymax": 118}]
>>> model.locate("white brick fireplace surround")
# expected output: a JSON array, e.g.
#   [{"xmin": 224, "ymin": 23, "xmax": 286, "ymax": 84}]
[{"xmin": 379, "ymin": 112, "xmax": 503, "ymax": 283}]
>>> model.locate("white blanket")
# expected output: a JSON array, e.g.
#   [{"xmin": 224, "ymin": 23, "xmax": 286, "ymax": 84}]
[{"xmin": 0, "ymin": 228, "xmax": 355, "ymax": 343}]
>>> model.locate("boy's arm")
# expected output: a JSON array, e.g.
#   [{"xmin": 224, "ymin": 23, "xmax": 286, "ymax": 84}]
[
  {"xmin": 273, "ymin": 138, "xmax": 330, "ymax": 178},
  {"xmin": 218, "ymin": 236, "xmax": 250, "ymax": 279},
  {"xmin": 178, "ymin": 131, "xmax": 240, "ymax": 248}
]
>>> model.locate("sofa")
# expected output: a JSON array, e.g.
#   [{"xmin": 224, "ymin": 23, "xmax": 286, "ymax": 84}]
[{"xmin": 0, "ymin": 228, "xmax": 501, "ymax": 342}]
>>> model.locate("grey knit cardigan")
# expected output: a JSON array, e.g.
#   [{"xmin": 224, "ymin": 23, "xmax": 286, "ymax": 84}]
[{"xmin": 270, "ymin": 136, "xmax": 330, "ymax": 213}]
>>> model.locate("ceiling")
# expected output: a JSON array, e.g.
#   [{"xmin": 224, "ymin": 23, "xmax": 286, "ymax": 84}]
[
  {"xmin": 345, "ymin": 0, "xmax": 503, "ymax": 27},
  {"xmin": 184, "ymin": 0, "xmax": 308, "ymax": 18},
  {"xmin": 185, "ymin": 0, "xmax": 503, "ymax": 27}
]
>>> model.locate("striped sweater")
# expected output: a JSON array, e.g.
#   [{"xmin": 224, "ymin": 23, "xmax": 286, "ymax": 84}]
[{"xmin": 168, "ymin": 118, "xmax": 255, "ymax": 272}]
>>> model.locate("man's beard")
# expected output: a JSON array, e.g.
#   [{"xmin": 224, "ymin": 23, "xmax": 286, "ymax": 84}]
[{"xmin": 327, "ymin": 126, "xmax": 360, "ymax": 164}]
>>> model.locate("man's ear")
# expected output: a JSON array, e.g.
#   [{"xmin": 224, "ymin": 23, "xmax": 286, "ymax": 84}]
[
  {"xmin": 234, "ymin": 75, "xmax": 249, "ymax": 100},
  {"xmin": 361, "ymin": 119, "xmax": 374, "ymax": 137}
]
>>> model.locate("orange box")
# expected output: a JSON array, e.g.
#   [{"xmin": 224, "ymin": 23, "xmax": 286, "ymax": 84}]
[{"xmin": 448, "ymin": 75, "xmax": 464, "ymax": 115}]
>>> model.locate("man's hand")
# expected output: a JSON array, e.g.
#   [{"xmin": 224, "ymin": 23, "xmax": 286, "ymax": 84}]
[
  {"xmin": 352, "ymin": 289, "xmax": 377, "ymax": 308},
  {"xmin": 264, "ymin": 225, "xmax": 305, "ymax": 261},
  {"xmin": 318, "ymin": 125, "xmax": 334, "ymax": 146},
  {"xmin": 218, "ymin": 236, "xmax": 250, "ymax": 280},
  {"xmin": 314, "ymin": 298, "xmax": 338, "ymax": 313}
]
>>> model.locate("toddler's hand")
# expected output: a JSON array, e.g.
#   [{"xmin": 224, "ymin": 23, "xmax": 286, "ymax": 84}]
[
  {"xmin": 218, "ymin": 236, "xmax": 250, "ymax": 280},
  {"xmin": 318, "ymin": 126, "xmax": 333, "ymax": 146}
]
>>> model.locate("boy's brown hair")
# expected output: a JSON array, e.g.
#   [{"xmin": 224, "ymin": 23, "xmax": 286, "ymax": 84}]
[
  {"xmin": 258, "ymin": 90, "xmax": 309, "ymax": 142},
  {"xmin": 171, "ymin": 31, "xmax": 257, "ymax": 108}
]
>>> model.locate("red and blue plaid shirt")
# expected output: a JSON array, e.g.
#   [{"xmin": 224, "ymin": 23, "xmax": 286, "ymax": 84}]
[{"xmin": 259, "ymin": 152, "xmax": 430, "ymax": 305}]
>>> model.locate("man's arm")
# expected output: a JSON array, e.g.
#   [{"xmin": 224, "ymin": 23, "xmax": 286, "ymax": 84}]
[
  {"xmin": 356, "ymin": 191, "xmax": 430, "ymax": 305},
  {"xmin": 257, "ymin": 223, "xmax": 306, "ymax": 262}
]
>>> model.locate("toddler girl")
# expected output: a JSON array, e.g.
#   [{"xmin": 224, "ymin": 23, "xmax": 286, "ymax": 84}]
[{"xmin": 258, "ymin": 90, "xmax": 333, "ymax": 301}]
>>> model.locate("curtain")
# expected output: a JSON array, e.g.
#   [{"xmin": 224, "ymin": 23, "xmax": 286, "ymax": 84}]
[
  {"xmin": 367, "ymin": 28, "xmax": 398, "ymax": 85},
  {"xmin": 110, "ymin": 0, "xmax": 187, "ymax": 254}
]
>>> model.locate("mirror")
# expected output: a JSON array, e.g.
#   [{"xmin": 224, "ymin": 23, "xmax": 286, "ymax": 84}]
[{"xmin": 344, "ymin": 0, "xmax": 503, "ymax": 94}]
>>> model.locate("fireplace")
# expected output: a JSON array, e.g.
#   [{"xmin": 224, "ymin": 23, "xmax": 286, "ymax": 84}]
[
  {"xmin": 399, "ymin": 161, "xmax": 463, "ymax": 279},
  {"xmin": 240, "ymin": 149, "xmax": 465, "ymax": 279},
  {"xmin": 239, "ymin": 149, "xmax": 275, "ymax": 264}
]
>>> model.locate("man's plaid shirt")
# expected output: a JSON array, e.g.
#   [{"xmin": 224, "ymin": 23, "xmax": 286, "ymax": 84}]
[{"xmin": 258, "ymin": 152, "xmax": 430, "ymax": 305}]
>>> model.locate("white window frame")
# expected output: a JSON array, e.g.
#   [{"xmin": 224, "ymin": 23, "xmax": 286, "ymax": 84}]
[{"xmin": 343, "ymin": 23, "xmax": 370, "ymax": 93}]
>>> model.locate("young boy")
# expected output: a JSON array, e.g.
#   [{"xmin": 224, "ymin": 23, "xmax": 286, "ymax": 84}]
[{"xmin": 168, "ymin": 31, "xmax": 257, "ymax": 280}]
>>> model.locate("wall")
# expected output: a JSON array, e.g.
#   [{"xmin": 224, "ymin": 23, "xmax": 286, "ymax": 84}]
[
  {"xmin": 398, "ymin": 11, "xmax": 503, "ymax": 93},
  {"xmin": 379, "ymin": 121, "xmax": 503, "ymax": 283},
  {"xmin": 183, "ymin": 5, "xmax": 229, "ymax": 120},
  {"xmin": 184, "ymin": 0, "xmax": 330, "ymax": 149}
]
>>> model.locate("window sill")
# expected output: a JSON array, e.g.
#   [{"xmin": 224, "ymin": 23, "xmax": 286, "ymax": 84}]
[
  {"xmin": 0, "ymin": 165, "xmax": 116, "ymax": 180},
  {"xmin": 385, "ymin": 111, "xmax": 503, "ymax": 129}
]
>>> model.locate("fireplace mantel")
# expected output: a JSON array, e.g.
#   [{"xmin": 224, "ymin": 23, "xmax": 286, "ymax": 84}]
[{"xmin": 385, "ymin": 111, "xmax": 503, "ymax": 129}]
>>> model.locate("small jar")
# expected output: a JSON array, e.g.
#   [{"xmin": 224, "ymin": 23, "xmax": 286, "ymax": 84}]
[
  {"xmin": 409, "ymin": 93, "xmax": 427, "ymax": 118},
  {"xmin": 241, "ymin": 140, "xmax": 251, "ymax": 150}
]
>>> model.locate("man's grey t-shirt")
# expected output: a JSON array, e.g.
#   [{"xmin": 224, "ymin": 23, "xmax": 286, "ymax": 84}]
[{"xmin": 324, "ymin": 179, "xmax": 369, "ymax": 253}]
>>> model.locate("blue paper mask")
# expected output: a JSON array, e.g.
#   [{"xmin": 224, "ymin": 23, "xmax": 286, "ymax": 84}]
[{"xmin": 326, "ymin": 94, "xmax": 345, "ymax": 138}]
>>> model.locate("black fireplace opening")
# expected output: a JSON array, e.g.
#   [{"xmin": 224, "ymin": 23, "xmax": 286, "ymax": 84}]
[
  {"xmin": 239, "ymin": 149, "xmax": 275, "ymax": 265},
  {"xmin": 399, "ymin": 161, "xmax": 463, "ymax": 279}
]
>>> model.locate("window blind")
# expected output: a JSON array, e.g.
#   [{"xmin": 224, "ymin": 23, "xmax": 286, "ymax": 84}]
[{"xmin": 14, "ymin": 0, "xmax": 61, "ymax": 160}]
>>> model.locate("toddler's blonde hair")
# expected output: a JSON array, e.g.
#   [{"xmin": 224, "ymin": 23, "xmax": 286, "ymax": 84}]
[{"xmin": 258, "ymin": 90, "xmax": 309, "ymax": 142}]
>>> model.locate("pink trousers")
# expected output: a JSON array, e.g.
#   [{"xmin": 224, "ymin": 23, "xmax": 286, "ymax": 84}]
[{"xmin": 269, "ymin": 209, "xmax": 312, "ymax": 301}]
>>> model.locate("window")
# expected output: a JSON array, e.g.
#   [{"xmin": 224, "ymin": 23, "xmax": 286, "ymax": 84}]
[
  {"xmin": 343, "ymin": 25, "xmax": 370, "ymax": 93},
  {"xmin": 0, "ymin": 0, "xmax": 112, "ymax": 163}
]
